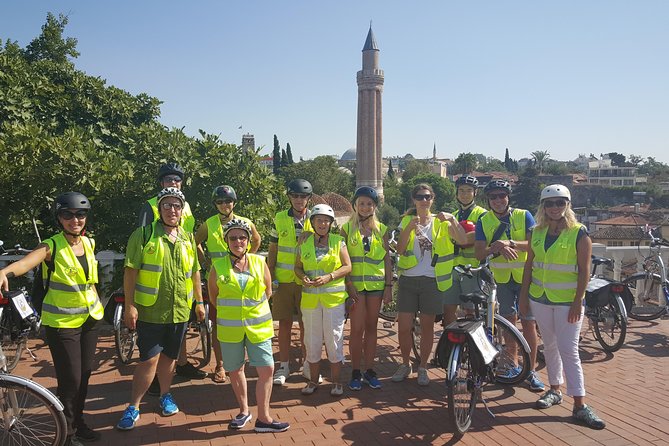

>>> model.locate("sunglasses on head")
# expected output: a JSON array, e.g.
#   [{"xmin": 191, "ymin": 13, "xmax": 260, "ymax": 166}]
[
  {"xmin": 162, "ymin": 175, "xmax": 182, "ymax": 183},
  {"xmin": 227, "ymin": 235, "xmax": 248, "ymax": 242},
  {"xmin": 161, "ymin": 202, "xmax": 183, "ymax": 211},
  {"xmin": 289, "ymin": 193, "xmax": 310, "ymax": 199},
  {"xmin": 414, "ymin": 194, "xmax": 433, "ymax": 201},
  {"xmin": 60, "ymin": 210, "xmax": 88, "ymax": 220},
  {"xmin": 543, "ymin": 199, "xmax": 567, "ymax": 209},
  {"xmin": 487, "ymin": 192, "xmax": 508, "ymax": 200},
  {"xmin": 215, "ymin": 199, "xmax": 234, "ymax": 205}
]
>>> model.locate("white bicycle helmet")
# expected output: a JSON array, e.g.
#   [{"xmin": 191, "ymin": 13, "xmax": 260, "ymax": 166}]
[
  {"xmin": 540, "ymin": 184, "xmax": 571, "ymax": 202},
  {"xmin": 157, "ymin": 187, "xmax": 185, "ymax": 206},
  {"xmin": 223, "ymin": 218, "xmax": 252, "ymax": 238},
  {"xmin": 310, "ymin": 204, "xmax": 335, "ymax": 222}
]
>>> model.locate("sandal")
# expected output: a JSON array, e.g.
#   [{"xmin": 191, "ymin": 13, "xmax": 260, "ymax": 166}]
[
  {"xmin": 301, "ymin": 381, "xmax": 319, "ymax": 395},
  {"xmin": 212, "ymin": 365, "xmax": 227, "ymax": 384}
]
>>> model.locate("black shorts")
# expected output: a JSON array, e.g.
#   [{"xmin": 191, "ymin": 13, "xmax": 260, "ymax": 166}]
[{"xmin": 136, "ymin": 320, "xmax": 188, "ymax": 361}]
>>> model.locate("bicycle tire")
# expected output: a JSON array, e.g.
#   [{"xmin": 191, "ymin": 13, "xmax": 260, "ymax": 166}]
[
  {"xmin": 0, "ymin": 378, "xmax": 67, "ymax": 446},
  {"xmin": 113, "ymin": 303, "xmax": 136, "ymax": 364},
  {"xmin": 0, "ymin": 311, "xmax": 26, "ymax": 373},
  {"xmin": 623, "ymin": 272, "xmax": 668, "ymax": 321},
  {"xmin": 446, "ymin": 342, "xmax": 476, "ymax": 436},
  {"xmin": 411, "ymin": 314, "xmax": 421, "ymax": 364},
  {"xmin": 185, "ymin": 303, "xmax": 212, "ymax": 369},
  {"xmin": 492, "ymin": 315, "xmax": 531, "ymax": 385},
  {"xmin": 592, "ymin": 295, "xmax": 627, "ymax": 352},
  {"xmin": 378, "ymin": 282, "xmax": 399, "ymax": 322}
]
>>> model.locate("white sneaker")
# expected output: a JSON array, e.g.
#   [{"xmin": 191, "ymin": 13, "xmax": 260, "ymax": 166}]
[
  {"xmin": 302, "ymin": 365, "xmax": 323, "ymax": 384},
  {"xmin": 273, "ymin": 366, "xmax": 289, "ymax": 385},
  {"xmin": 391, "ymin": 363, "xmax": 412, "ymax": 382},
  {"xmin": 417, "ymin": 367, "xmax": 430, "ymax": 386}
]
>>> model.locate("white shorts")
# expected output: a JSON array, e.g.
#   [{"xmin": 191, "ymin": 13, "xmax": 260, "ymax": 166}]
[{"xmin": 301, "ymin": 302, "xmax": 345, "ymax": 364}]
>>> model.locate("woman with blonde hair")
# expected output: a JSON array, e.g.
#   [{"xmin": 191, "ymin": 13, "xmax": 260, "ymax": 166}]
[{"xmin": 519, "ymin": 184, "xmax": 605, "ymax": 430}]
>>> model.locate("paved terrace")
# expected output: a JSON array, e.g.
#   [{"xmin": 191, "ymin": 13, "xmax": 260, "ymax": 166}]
[{"xmin": 14, "ymin": 317, "xmax": 669, "ymax": 446}]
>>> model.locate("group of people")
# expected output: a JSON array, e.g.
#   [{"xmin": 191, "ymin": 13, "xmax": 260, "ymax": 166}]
[{"xmin": 0, "ymin": 164, "xmax": 606, "ymax": 445}]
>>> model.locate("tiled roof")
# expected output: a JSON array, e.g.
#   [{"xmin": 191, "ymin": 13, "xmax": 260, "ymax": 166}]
[
  {"xmin": 589, "ymin": 226, "xmax": 646, "ymax": 240},
  {"xmin": 594, "ymin": 215, "xmax": 650, "ymax": 226},
  {"xmin": 608, "ymin": 203, "xmax": 651, "ymax": 213}
]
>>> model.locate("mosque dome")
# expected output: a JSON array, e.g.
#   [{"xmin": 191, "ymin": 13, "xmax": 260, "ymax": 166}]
[{"xmin": 340, "ymin": 148, "xmax": 356, "ymax": 161}]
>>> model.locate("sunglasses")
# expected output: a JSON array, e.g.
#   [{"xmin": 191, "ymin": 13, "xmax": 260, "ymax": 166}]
[
  {"xmin": 289, "ymin": 193, "xmax": 311, "ymax": 199},
  {"xmin": 543, "ymin": 199, "xmax": 567, "ymax": 209},
  {"xmin": 161, "ymin": 202, "xmax": 183, "ymax": 211},
  {"xmin": 487, "ymin": 193, "xmax": 508, "ymax": 200},
  {"xmin": 414, "ymin": 194, "xmax": 433, "ymax": 201},
  {"xmin": 227, "ymin": 235, "xmax": 248, "ymax": 242},
  {"xmin": 162, "ymin": 175, "xmax": 182, "ymax": 183},
  {"xmin": 215, "ymin": 199, "xmax": 234, "ymax": 205},
  {"xmin": 60, "ymin": 210, "xmax": 88, "ymax": 220}
]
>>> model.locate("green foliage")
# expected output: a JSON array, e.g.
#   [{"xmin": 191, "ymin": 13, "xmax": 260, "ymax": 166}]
[
  {"xmin": 479, "ymin": 156, "xmax": 505, "ymax": 172},
  {"xmin": 530, "ymin": 150, "xmax": 550, "ymax": 174},
  {"xmin": 272, "ymin": 134, "xmax": 280, "ymax": 174},
  {"xmin": 281, "ymin": 148, "xmax": 288, "ymax": 167},
  {"xmin": 286, "ymin": 143, "xmax": 294, "ymax": 164},
  {"xmin": 401, "ymin": 159, "xmax": 431, "ymax": 182},
  {"xmin": 606, "ymin": 152, "xmax": 627, "ymax": 166},
  {"xmin": 279, "ymin": 155, "xmax": 354, "ymax": 197},
  {"xmin": 377, "ymin": 203, "xmax": 400, "ymax": 229},
  {"xmin": 451, "ymin": 153, "xmax": 478, "ymax": 175},
  {"xmin": 402, "ymin": 174, "xmax": 454, "ymax": 213},
  {"xmin": 387, "ymin": 159, "xmax": 395, "ymax": 179},
  {"xmin": 24, "ymin": 13, "xmax": 79, "ymax": 63},
  {"xmin": 512, "ymin": 166, "xmax": 542, "ymax": 213},
  {"xmin": 382, "ymin": 175, "xmax": 404, "ymax": 213}
]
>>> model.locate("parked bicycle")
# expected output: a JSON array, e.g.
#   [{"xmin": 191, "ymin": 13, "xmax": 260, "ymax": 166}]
[
  {"xmin": 0, "ymin": 289, "xmax": 67, "ymax": 445},
  {"xmin": 585, "ymin": 255, "xmax": 628, "ymax": 352},
  {"xmin": 622, "ymin": 225, "xmax": 669, "ymax": 321},
  {"xmin": 434, "ymin": 255, "xmax": 531, "ymax": 437}
]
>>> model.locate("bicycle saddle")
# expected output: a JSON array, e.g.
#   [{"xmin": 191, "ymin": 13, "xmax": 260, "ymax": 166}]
[{"xmin": 460, "ymin": 292, "xmax": 487, "ymax": 306}]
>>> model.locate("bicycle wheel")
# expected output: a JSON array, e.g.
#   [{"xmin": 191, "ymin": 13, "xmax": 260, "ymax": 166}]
[
  {"xmin": 0, "ymin": 379, "xmax": 67, "ymax": 446},
  {"xmin": 623, "ymin": 273, "xmax": 667, "ymax": 321},
  {"xmin": 185, "ymin": 304, "xmax": 212, "ymax": 369},
  {"xmin": 446, "ymin": 342, "xmax": 476, "ymax": 436},
  {"xmin": 113, "ymin": 303, "xmax": 136, "ymax": 364},
  {"xmin": 592, "ymin": 295, "xmax": 627, "ymax": 352},
  {"xmin": 491, "ymin": 315, "xmax": 531, "ymax": 385},
  {"xmin": 0, "ymin": 310, "xmax": 26, "ymax": 373},
  {"xmin": 411, "ymin": 314, "xmax": 421, "ymax": 364},
  {"xmin": 378, "ymin": 281, "xmax": 399, "ymax": 322}
]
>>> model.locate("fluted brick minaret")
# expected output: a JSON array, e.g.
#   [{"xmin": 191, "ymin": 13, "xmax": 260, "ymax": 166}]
[{"xmin": 356, "ymin": 26, "xmax": 384, "ymax": 200}]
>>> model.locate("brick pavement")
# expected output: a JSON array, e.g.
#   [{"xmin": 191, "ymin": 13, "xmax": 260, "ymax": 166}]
[{"xmin": 13, "ymin": 317, "xmax": 669, "ymax": 445}]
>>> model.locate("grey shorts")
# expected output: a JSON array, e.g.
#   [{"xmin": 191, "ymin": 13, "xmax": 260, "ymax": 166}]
[
  {"xmin": 443, "ymin": 270, "xmax": 481, "ymax": 307},
  {"xmin": 397, "ymin": 275, "xmax": 442, "ymax": 315},
  {"xmin": 497, "ymin": 280, "xmax": 534, "ymax": 320},
  {"xmin": 136, "ymin": 321, "xmax": 188, "ymax": 361}
]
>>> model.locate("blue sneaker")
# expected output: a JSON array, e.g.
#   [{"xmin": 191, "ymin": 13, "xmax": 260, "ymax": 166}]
[
  {"xmin": 349, "ymin": 375, "xmax": 362, "ymax": 391},
  {"xmin": 159, "ymin": 393, "xmax": 179, "ymax": 416},
  {"xmin": 363, "ymin": 370, "xmax": 382, "ymax": 389},
  {"xmin": 498, "ymin": 365, "xmax": 522, "ymax": 379},
  {"xmin": 116, "ymin": 405, "xmax": 140, "ymax": 430},
  {"xmin": 526, "ymin": 371, "xmax": 545, "ymax": 392}
]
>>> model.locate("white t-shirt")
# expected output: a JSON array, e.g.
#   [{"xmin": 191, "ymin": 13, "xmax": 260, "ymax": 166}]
[{"xmin": 403, "ymin": 219, "xmax": 436, "ymax": 278}]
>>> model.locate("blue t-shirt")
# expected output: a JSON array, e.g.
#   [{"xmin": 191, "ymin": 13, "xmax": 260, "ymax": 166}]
[{"xmin": 475, "ymin": 210, "xmax": 535, "ymax": 242}]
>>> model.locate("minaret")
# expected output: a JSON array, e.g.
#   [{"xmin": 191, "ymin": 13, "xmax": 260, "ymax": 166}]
[{"xmin": 356, "ymin": 25, "xmax": 384, "ymax": 199}]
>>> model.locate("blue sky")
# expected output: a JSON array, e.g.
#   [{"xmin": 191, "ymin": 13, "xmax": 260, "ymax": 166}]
[{"xmin": 2, "ymin": 1, "xmax": 668, "ymax": 163}]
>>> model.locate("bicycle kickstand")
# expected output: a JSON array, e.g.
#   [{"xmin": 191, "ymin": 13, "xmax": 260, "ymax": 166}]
[
  {"xmin": 479, "ymin": 390, "xmax": 496, "ymax": 419},
  {"xmin": 25, "ymin": 345, "xmax": 38, "ymax": 361}
]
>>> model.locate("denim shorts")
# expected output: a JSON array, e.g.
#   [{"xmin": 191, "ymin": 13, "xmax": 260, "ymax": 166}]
[
  {"xmin": 136, "ymin": 320, "xmax": 188, "ymax": 361},
  {"xmin": 497, "ymin": 280, "xmax": 534, "ymax": 320},
  {"xmin": 220, "ymin": 337, "xmax": 274, "ymax": 372}
]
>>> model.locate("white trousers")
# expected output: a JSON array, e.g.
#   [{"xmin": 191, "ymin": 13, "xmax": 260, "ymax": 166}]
[
  {"xmin": 529, "ymin": 299, "xmax": 586, "ymax": 397},
  {"xmin": 302, "ymin": 302, "xmax": 345, "ymax": 364}
]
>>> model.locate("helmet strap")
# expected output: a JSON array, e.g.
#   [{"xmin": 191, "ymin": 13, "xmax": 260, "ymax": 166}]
[
  {"xmin": 218, "ymin": 210, "xmax": 233, "ymax": 220},
  {"xmin": 491, "ymin": 203, "xmax": 510, "ymax": 217},
  {"xmin": 160, "ymin": 218, "xmax": 179, "ymax": 229},
  {"xmin": 359, "ymin": 213, "xmax": 373, "ymax": 223},
  {"xmin": 457, "ymin": 199, "xmax": 475, "ymax": 209},
  {"xmin": 63, "ymin": 230, "xmax": 83, "ymax": 239}
]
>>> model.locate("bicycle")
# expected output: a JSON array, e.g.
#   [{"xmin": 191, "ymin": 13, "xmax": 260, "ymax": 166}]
[
  {"xmin": 434, "ymin": 255, "xmax": 531, "ymax": 436},
  {"xmin": 585, "ymin": 255, "xmax": 628, "ymax": 352},
  {"xmin": 622, "ymin": 225, "xmax": 669, "ymax": 321},
  {"xmin": 0, "ymin": 290, "xmax": 67, "ymax": 445}
]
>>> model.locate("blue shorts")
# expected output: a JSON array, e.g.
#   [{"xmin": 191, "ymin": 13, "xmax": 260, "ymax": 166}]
[
  {"xmin": 497, "ymin": 280, "xmax": 534, "ymax": 320},
  {"xmin": 220, "ymin": 336, "xmax": 274, "ymax": 372},
  {"xmin": 136, "ymin": 321, "xmax": 188, "ymax": 361}
]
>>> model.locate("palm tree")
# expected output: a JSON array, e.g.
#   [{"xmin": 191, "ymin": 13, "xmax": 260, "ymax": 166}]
[{"xmin": 531, "ymin": 150, "xmax": 551, "ymax": 174}]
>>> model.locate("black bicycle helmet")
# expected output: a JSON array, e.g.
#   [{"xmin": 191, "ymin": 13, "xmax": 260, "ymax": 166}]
[
  {"xmin": 455, "ymin": 175, "xmax": 479, "ymax": 188},
  {"xmin": 212, "ymin": 185, "xmax": 237, "ymax": 203},
  {"xmin": 53, "ymin": 192, "xmax": 91, "ymax": 217},
  {"xmin": 157, "ymin": 162, "xmax": 185, "ymax": 181},
  {"xmin": 352, "ymin": 186, "xmax": 379, "ymax": 205},
  {"xmin": 483, "ymin": 179, "xmax": 512, "ymax": 195},
  {"xmin": 286, "ymin": 178, "xmax": 313, "ymax": 195}
]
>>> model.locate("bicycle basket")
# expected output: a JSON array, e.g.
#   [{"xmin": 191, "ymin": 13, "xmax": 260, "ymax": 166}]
[{"xmin": 585, "ymin": 278, "xmax": 611, "ymax": 307}]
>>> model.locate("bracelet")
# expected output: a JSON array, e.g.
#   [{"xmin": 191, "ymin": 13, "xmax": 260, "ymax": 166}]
[
  {"xmin": 330, "ymin": 273, "xmax": 335, "ymax": 281},
  {"xmin": 196, "ymin": 301, "xmax": 205, "ymax": 305},
  {"xmin": 385, "ymin": 284, "xmax": 392, "ymax": 287}
]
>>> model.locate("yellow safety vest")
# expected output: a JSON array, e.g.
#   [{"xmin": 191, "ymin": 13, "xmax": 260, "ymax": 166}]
[
  {"xmin": 396, "ymin": 215, "xmax": 455, "ymax": 291},
  {"xmin": 134, "ymin": 222, "xmax": 195, "ymax": 307},
  {"xmin": 529, "ymin": 225, "xmax": 582, "ymax": 303},
  {"xmin": 480, "ymin": 209, "xmax": 528, "ymax": 284},
  {"xmin": 453, "ymin": 205, "xmax": 487, "ymax": 268},
  {"xmin": 214, "ymin": 254, "xmax": 273, "ymax": 343},
  {"xmin": 274, "ymin": 210, "xmax": 312, "ymax": 284},
  {"xmin": 148, "ymin": 196, "xmax": 196, "ymax": 233},
  {"xmin": 300, "ymin": 234, "xmax": 347, "ymax": 309},
  {"xmin": 205, "ymin": 214, "xmax": 254, "ymax": 260},
  {"xmin": 41, "ymin": 233, "xmax": 103, "ymax": 328},
  {"xmin": 343, "ymin": 221, "xmax": 387, "ymax": 292}
]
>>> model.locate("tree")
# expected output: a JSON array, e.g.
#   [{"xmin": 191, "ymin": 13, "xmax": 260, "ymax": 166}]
[
  {"xmin": 479, "ymin": 156, "xmax": 505, "ymax": 172},
  {"xmin": 513, "ymin": 165, "xmax": 542, "ymax": 212},
  {"xmin": 387, "ymin": 159, "xmax": 395, "ymax": 179},
  {"xmin": 24, "ymin": 13, "xmax": 79, "ymax": 63},
  {"xmin": 280, "ymin": 148, "xmax": 288, "ymax": 167},
  {"xmin": 530, "ymin": 150, "xmax": 550, "ymax": 174},
  {"xmin": 272, "ymin": 134, "xmax": 281, "ymax": 174},
  {"xmin": 607, "ymin": 152, "xmax": 627, "ymax": 166},
  {"xmin": 286, "ymin": 143, "xmax": 294, "ymax": 164},
  {"xmin": 451, "ymin": 153, "xmax": 478, "ymax": 175},
  {"xmin": 628, "ymin": 154, "xmax": 644, "ymax": 166},
  {"xmin": 402, "ymin": 174, "xmax": 455, "ymax": 213},
  {"xmin": 401, "ymin": 159, "xmax": 431, "ymax": 182},
  {"xmin": 279, "ymin": 156, "xmax": 354, "ymax": 197}
]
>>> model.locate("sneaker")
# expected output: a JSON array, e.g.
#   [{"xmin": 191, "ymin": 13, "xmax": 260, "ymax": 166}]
[
  {"xmin": 228, "ymin": 412, "xmax": 252, "ymax": 430},
  {"xmin": 273, "ymin": 366, "xmax": 290, "ymax": 385},
  {"xmin": 159, "ymin": 393, "xmax": 179, "ymax": 416},
  {"xmin": 349, "ymin": 371, "xmax": 362, "ymax": 391},
  {"xmin": 301, "ymin": 381, "xmax": 319, "ymax": 395},
  {"xmin": 363, "ymin": 370, "xmax": 382, "ymax": 389},
  {"xmin": 498, "ymin": 365, "xmax": 523, "ymax": 379},
  {"xmin": 254, "ymin": 419, "xmax": 290, "ymax": 433},
  {"xmin": 302, "ymin": 365, "xmax": 323, "ymax": 383},
  {"xmin": 330, "ymin": 383, "xmax": 344, "ymax": 396},
  {"xmin": 147, "ymin": 376, "xmax": 160, "ymax": 396},
  {"xmin": 116, "ymin": 405, "xmax": 140, "ymax": 431},
  {"xmin": 74, "ymin": 424, "xmax": 101, "ymax": 442},
  {"xmin": 391, "ymin": 363, "xmax": 412, "ymax": 382},
  {"xmin": 572, "ymin": 405, "xmax": 606, "ymax": 430},
  {"xmin": 417, "ymin": 367, "xmax": 430, "ymax": 386},
  {"xmin": 536, "ymin": 389, "xmax": 563, "ymax": 409},
  {"xmin": 175, "ymin": 362, "xmax": 207, "ymax": 379},
  {"xmin": 526, "ymin": 371, "xmax": 546, "ymax": 392},
  {"xmin": 65, "ymin": 436, "xmax": 84, "ymax": 446}
]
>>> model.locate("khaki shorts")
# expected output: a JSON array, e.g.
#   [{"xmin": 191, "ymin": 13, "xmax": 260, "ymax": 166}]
[{"xmin": 271, "ymin": 282, "xmax": 303, "ymax": 321}]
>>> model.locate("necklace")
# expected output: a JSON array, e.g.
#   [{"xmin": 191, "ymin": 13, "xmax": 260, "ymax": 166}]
[
  {"xmin": 233, "ymin": 254, "xmax": 247, "ymax": 271},
  {"xmin": 67, "ymin": 237, "xmax": 82, "ymax": 247}
]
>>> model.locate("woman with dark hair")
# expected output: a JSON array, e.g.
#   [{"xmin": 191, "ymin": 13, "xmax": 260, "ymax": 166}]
[{"xmin": 0, "ymin": 192, "xmax": 104, "ymax": 446}]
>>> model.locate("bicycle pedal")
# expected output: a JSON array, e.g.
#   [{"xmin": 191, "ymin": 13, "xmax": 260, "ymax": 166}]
[{"xmin": 383, "ymin": 322, "xmax": 393, "ymax": 328}]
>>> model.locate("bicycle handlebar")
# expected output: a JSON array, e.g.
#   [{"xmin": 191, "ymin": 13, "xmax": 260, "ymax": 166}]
[
  {"xmin": 643, "ymin": 225, "xmax": 669, "ymax": 247},
  {"xmin": 0, "ymin": 241, "xmax": 32, "ymax": 256}
]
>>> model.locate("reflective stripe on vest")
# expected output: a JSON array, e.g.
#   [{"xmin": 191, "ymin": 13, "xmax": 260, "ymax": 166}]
[
  {"xmin": 214, "ymin": 254, "xmax": 273, "ymax": 343},
  {"xmin": 274, "ymin": 210, "xmax": 312, "ymax": 284},
  {"xmin": 343, "ymin": 221, "xmax": 387, "ymax": 292},
  {"xmin": 453, "ymin": 205, "xmax": 487, "ymax": 267},
  {"xmin": 529, "ymin": 225, "xmax": 582, "ymax": 303},
  {"xmin": 41, "ymin": 233, "xmax": 103, "ymax": 328},
  {"xmin": 148, "ymin": 196, "xmax": 196, "ymax": 233},
  {"xmin": 480, "ymin": 209, "xmax": 528, "ymax": 284},
  {"xmin": 301, "ymin": 234, "xmax": 347, "ymax": 309}
]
